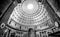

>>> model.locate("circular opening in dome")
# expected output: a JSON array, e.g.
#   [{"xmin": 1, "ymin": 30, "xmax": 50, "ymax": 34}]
[{"xmin": 27, "ymin": 4, "xmax": 34, "ymax": 10}]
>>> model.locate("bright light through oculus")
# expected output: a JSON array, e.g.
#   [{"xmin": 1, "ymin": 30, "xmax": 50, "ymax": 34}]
[
  {"xmin": 22, "ymin": 0, "xmax": 39, "ymax": 14},
  {"xmin": 27, "ymin": 4, "xmax": 34, "ymax": 10}
]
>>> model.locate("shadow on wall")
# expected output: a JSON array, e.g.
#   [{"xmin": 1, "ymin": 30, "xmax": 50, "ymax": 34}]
[
  {"xmin": 47, "ymin": 0, "xmax": 60, "ymax": 11},
  {"xmin": 0, "ymin": 0, "xmax": 12, "ymax": 18},
  {"xmin": 0, "ymin": 0, "xmax": 12, "ymax": 12}
]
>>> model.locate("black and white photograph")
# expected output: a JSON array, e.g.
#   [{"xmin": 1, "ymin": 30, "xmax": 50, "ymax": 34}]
[{"xmin": 0, "ymin": 0, "xmax": 60, "ymax": 37}]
